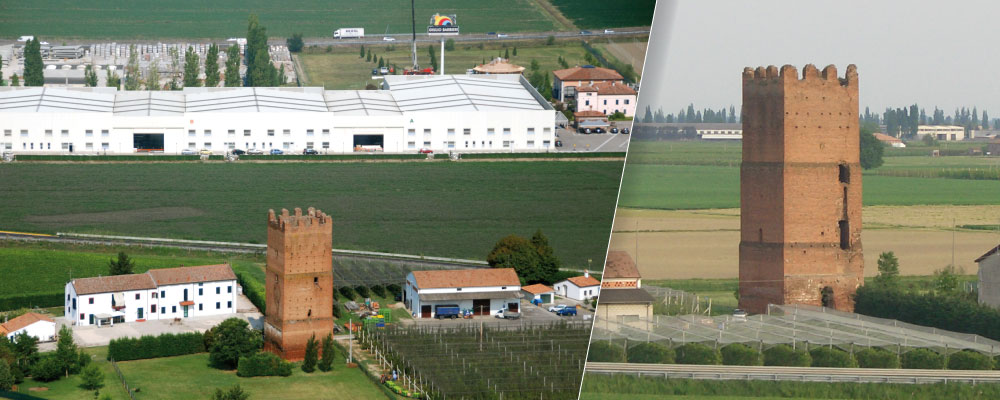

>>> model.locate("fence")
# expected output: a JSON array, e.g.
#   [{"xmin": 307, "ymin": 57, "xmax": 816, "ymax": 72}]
[
  {"xmin": 645, "ymin": 286, "xmax": 713, "ymax": 316},
  {"xmin": 109, "ymin": 357, "xmax": 137, "ymax": 400}
]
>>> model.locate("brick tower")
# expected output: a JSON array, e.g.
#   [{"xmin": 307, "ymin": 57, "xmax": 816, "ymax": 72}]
[
  {"xmin": 264, "ymin": 207, "xmax": 334, "ymax": 361},
  {"xmin": 738, "ymin": 64, "xmax": 864, "ymax": 314}
]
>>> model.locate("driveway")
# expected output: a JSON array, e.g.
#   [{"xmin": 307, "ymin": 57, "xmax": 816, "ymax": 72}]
[{"xmin": 556, "ymin": 124, "xmax": 631, "ymax": 152}]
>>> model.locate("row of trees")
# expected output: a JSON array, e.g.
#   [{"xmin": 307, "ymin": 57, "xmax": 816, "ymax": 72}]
[
  {"xmin": 862, "ymin": 105, "xmax": 996, "ymax": 136},
  {"xmin": 0, "ymin": 325, "xmax": 101, "ymax": 393},
  {"xmin": 486, "ymin": 229, "xmax": 560, "ymax": 285},
  {"xmin": 641, "ymin": 104, "xmax": 739, "ymax": 124}
]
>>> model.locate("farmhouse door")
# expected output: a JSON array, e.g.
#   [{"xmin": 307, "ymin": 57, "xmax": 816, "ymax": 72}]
[
  {"xmin": 508, "ymin": 302, "xmax": 519, "ymax": 312},
  {"xmin": 183, "ymin": 306, "xmax": 189, "ymax": 318},
  {"xmin": 421, "ymin": 305, "xmax": 431, "ymax": 318},
  {"xmin": 137, "ymin": 307, "xmax": 143, "ymax": 320},
  {"xmin": 473, "ymin": 299, "xmax": 490, "ymax": 316}
]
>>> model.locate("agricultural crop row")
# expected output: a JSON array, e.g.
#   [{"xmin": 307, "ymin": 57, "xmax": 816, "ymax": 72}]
[{"xmin": 365, "ymin": 323, "xmax": 591, "ymax": 399}]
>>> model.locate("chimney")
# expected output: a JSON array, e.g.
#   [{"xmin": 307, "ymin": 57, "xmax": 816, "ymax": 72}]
[{"xmin": 584, "ymin": 270, "xmax": 589, "ymax": 278}]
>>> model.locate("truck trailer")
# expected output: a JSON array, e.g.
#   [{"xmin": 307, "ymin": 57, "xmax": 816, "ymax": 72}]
[{"xmin": 334, "ymin": 28, "xmax": 365, "ymax": 39}]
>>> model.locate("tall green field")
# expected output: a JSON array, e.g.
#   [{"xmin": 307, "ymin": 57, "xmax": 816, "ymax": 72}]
[
  {"xmin": 0, "ymin": 162, "xmax": 622, "ymax": 267},
  {"xmin": 551, "ymin": 0, "xmax": 657, "ymax": 29}
]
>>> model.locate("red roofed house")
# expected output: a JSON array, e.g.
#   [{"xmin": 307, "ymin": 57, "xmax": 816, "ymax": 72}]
[
  {"xmin": 873, "ymin": 133, "xmax": 905, "ymax": 148},
  {"xmin": 596, "ymin": 251, "xmax": 654, "ymax": 327},
  {"xmin": 575, "ymin": 81, "xmax": 638, "ymax": 117},
  {"xmin": 552, "ymin": 65, "xmax": 625, "ymax": 102},
  {"xmin": 1, "ymin": 312, "xmax": 56, "ymax": 342},
  {"xmin": 521, "ymin": 283, "xmax": 556, "ymax": 305},
  {"xmin": 65, "ymin": 264, "xmax": 238, "ymax": 327},
  {"xmin": 404, "ymin": 268, "xmax": 522, "ymax": 318},
  {"xmin": 553, "ymin": 271, "xmax": 601, "ymax": 301}
]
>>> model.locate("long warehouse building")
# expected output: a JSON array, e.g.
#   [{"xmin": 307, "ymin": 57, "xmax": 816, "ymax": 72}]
[{"xmin": 0, "ymin": 74, "xmax": 557, "ymax": 154}]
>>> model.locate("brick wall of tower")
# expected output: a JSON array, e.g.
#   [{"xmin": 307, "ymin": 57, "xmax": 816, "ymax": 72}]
[
  {"xmin": 739, "ymin": 64, "xmax": 864, "ymax": 314},
  {"xmin": 263, "ymin": 207, "xmax": 334, "ymax": 361}
]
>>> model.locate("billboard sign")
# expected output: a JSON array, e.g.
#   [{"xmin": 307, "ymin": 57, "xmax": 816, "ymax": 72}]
[{"xmin": 427, "ymin": 13, "xmax": 459, "ymax": 35}]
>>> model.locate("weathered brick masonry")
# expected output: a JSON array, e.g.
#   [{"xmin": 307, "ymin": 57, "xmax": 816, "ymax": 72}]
[
  {"xmin": 738, "ymin": 64, "xmax": 864, "ymax": 313},
  {"xmin": 263, "ymin": 207, "xmax": 334, "ymax": 361}
]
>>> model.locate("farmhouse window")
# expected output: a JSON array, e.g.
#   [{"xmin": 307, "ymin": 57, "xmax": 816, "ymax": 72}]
[
  {"xmin": 172, "ymin": 306, "xmax": 176, "ymax": 313},
  {"xmin": 135, "ymin": 294, "xmax": 140, "ymax": 300},
  {"xmin": 204, "ymin": 129, "xmax": 211, "ymax": 136},
  {"xmin": 244, "ymin": 129, "xmax": 251, "ymax": 136},
  {"xmin": 161, "ymin": 307, "xmax": 165, "ymax": 313},
  {"xmin": 228, "ymin": 286, "xmax": 233, "ymax": 293},
  {"xmin": 199, "ymin": 288, "xmax": 203, "ymax": 296},
  {"xmin": 216, "ymin": 302, "xmax": 221, "ymax": 309},
  {"xmin": 463, "ymin": 128, "xmax": 471, "ymax": 135},
  {"xmin": 80, "ymin": 313, "xmax": 84, "ymax": 320},
  {"xmin": 161, "ymin": 290, "xmax": 166, "ymax": 298},
  {"xmin": 216, "ymin": 287, "xmax": 221, "ymax": 294},
  {"xmin": 228, "ymin": 129, "xmax": 235, "ymax": 135},
  {"xmin": 227, "ymin": 301, "xmax": 232, "ymax": 308},
  {"xmin": 307, "ymin": 129, "xmax": 314, "ymax": 136},
  {"xmin": 151, "ymin": 305, "xmax": 156, "ymax": 313},
  {"xmin": 89, "ymin": 297, "xmax": 94, "ymax": 304},
  {"xmin": 199, "ymin": 304, "xmax": 203, "ymax": 311}
]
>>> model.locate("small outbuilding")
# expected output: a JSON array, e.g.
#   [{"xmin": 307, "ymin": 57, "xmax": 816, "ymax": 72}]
[
  {"xmin": 521, "ymin": 283, "xmax": 556, "ymax": 305},
  {"xmin": 553, "ymin": 272, "xmax": 600, "ymax": 301},
  {"xmin": 977, "ymin": 245, "xmax": 1000, "ymax": 308},
  {"xmin": 1, "ymin": 312, "xmax": 57, "ymax": 342},
  {"xmin": 404, "ymin": 268, "xmax": 522, "ymax": 319}
]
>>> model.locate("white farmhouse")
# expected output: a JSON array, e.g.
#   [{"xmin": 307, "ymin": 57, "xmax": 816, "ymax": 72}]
[
  {"xmin": 553, "ymin": 272, "xmax": 601, "ymax": 301},
  {"xmin": 65, "ymin": 264, "xmax": 238, "ymax": 326},
  {"xmin": 404, "ymin": 268, "xmax": 522, "ymax": 319},
  {"xmin": 1, "ymin": 312, "xmax": 57, "ymax": 342}
]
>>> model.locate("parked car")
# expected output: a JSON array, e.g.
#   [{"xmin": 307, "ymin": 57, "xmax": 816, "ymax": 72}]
[
  {"xmin": 548, "ymin": 304, "xmax": 569, "ymax": 313},
  {"xmin": 487, "ymin": 32, "xmax": 497, "ymax": 36},
  {"xmin": 578, "ymin": 127, "xmax": 592, "ymax": 134},
  {"xmin": 604, "ymin": 29, "xmax": 615, "ymax": 34},
  {"xmin": 732, "ymin": 309, "xmax": 748, "ymax": 322},
  {"xmin": 181, "ymin": 149, "xmax": 197, "ymax": 155},
  {"xmin": 198, "ymin": 149, "xmax": 212, "ymax": 155},
  {"xmin": 555, "ymin": 140, "xmax": 563, "ymax": 147},
  {"xmin": 418, "ymin": 148, "xmax": 434, "ymax": 154},
  {"xmin": 594, "ymin": 127, "xmax": 605, "ymax": 133},
  {"xmin": 379, "ymin": 67, "xmax": 389, "ymax": 75},
  {"xmin": 383, "ymin": 36, "xmax": 396, "ymax": 42},
  {"xmin": 434, "ymin": 305, "xmax": 461, "ymax": 319},
  {"xmin": 495, "ymin": 309, "xmax": 521, "ymax": 320},
  {"xmin": 621, "ymin": 127, "xmax": 630, "ymax": 134},
  {"xmin": 611, "ymin": 127, "xmax": 619, "ymax": 134},
  {"xmin": 247, "ymin": 148, "xmax": 264, "ymax": 155},
  {"xmin": 556, "ymin": 307, "xmax": 577, "ymax": 317},
  {"xmin": 270, "ymin": 149, "xmax": 284, "ymax": 155},
  {"xmin": 497, "ymin": 33, "xmax": 509, "ymax": 38},
  {"xmin": 231, "ymin": 149, "xmax": 246, "ymax": 155},
  {"xmin": 303, "ymin": 148, "xmax": 319, "ymax": 155},
  {"xmin": 579, "ymin": 30, "xmax": 592, "ymax": 35}
]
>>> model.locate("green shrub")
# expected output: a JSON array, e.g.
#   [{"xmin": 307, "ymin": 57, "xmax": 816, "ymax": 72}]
[
  {"xmin": 720, "ymin": 343, "xmax": 762, "ymax": 366},
  {"xmin": 855, "ymin": 347, "xmax": 899, "ymax": 368},
  {"xmin": 236, "ymin": 272, "xmax": 265, "ymax": 313},
  {"xmin": 626, "ymin": 342, "xmax": 674, "ymax": 364},
  {"xmin": 108, "ymin": 332, "xmax": 206, "ymax": 361},
  {"xmin": 901, "ymin": 348, "xmax": 945, "ymax": 369},
  {"xmin": 237, "ymin": 352, "xmax": 292, "ymax": 377},
  {"xmin": 947, "ymin": 350, "xmax": 994, "ymax": 370},
  {"xmin": 370, "ymin": 285, "xmax": 386, "ymax": 298},
  {"xmin": 30, "ymin": 355, "xmax": 63, "ymax": 382},
  {"xmin": 763, "ymin": 345, "xmax": 811, "ymax": 367},
  {"xmin": 587, "ymin": 341, "xmax": 625, "ymax": 362},
  {"xmin": 855, "ymin": 285, "xmax": 1000, "ymax": 342},
  {"xmin": 674, "ymin": 343, "xmax": 721, "ymax": 365},
  {"xmin": 809, "ymin": 347, "xmax": 857, "ymax": 368},
  {"xmin": 339, "ymin": 287, "xmax": 356, "ymax": 301},
  {"xmin": 354, "ymin": 286, "xmax": 370, "ymax": 299}
]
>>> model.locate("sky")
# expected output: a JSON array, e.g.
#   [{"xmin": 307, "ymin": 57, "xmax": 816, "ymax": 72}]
[{"xmin": 638, "ymin": 0, "xmax": 1000, "ymax": 119}]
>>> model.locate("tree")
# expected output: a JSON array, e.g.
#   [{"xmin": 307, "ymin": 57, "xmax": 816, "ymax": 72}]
[
  {"xmin": 859, "ymin": 122, "xmax": 884, "ymax": 169},
  {"xmin": 11, "ymin": 74, "xmax": 19, "ymax": 87},
  {"xmin": 360, "ymin": 45, "xmax": 365, "ymax": 58},
  {"xmin": 245, "ymin": 14, "xmax": 278, "ymax": 87},
  {"xmin": 428, "ymin": 45, "xmax": 438, "ymax": 72},
  {"xmin": 30, "ymin": 355, "xmax": 62, "ymax": 382},
  {"xmin": 643, "ymin": 106, "xmax": 653, "ymax": 123},
  {"xmin": 531, "ymin": 230, "xmax": 559, "ymax": 284},
  {"xmin": 487, "ymin": 235, "xmax": 545, "ymax": 284},
  {"xmin": 84, "ymin": 64, "xmax": 98, "ymax": 87},
  {"xmin": 204, "ymin": 43, "xmax": 220, "ymax": 87},
  {"xmin": 512, "ymin": 46, "xmax": 517, "ymax": 56},
  {"xmin": 108, "ymin": 252, "xmax": 135, "ymax": 276},
  {"xmin": 378, "ymin": 57, "xmax": 384, "ymax": 69},
  {"xmin": 286, "ymin": 33, "xmax": 304, "ymax": 53},
  {"xmin": 0, "ymin": 359, "xmax": 13, "ymax": 391},
  {"xmin": 318, "ymin": 333, "xmax": 335, "ymax": 372},
  {"xmin": 208, "ymin": 318, "xmax": 262, "ymax": 369},
  {"xmin": 104, "ymin": 70, "xmax": 119, "ymax": 89},
  {"xmin": 12, "ymin": 332, "xmax": 39, "ymax": 370},
  {"xmin": 504, "ymin": 48, "xmax": 509, "ymax": 59},
  {"xmin": 933, "ymin": 265, "xmax": 961, "ymax": 296},
  {"xmin": 55, "ymin": 325, "xmax": 78, "ymax": 377},
  {"xmin": 183, "ymin": 46, "xmax": 201, "ymax": 87},
  {"xmin": 79, "ymin": 363, "xmax": 104, "ymax": 390},
  {"xmin": 367, "ymin": 48, "xmax": 372, "ymax": 62},
  {"xmin": 530, "ymin": 59, "xmax": 540, "ymax": 71},
  {"xmin": 224, "ymin": 44, "xmax": 241, "ymax": 87},
  {"xmin": 145, "ymin": 64, "xmax": 161, "ymax": 91},
  {"xmin": 546, "ymin": 35, "xmax": 555, "ymax": 45},
  {"xmin": 445, "ymin": 38, "xmax": 455, "ymax": 51},
  {"xmin": 22, "ymin": 38, "xmax": 44, "ymax": 86},
  {"xmin": 167, "ymin": 47, "xmax": 181, "ymax": 90},
  {"xmin": 301, "ymin": 334, "xmax": 318, "ymax": 373},
  {"xmin": 873, "ymin": 251, "xmax": 900, "ymax": 289},
  {"xmin": 983, "ymin": 111, "xmax": 991, "ymax": 130},
  {"xmin": 124, "ymin": 45, "xmax": 142, "ymax": 91},
  {"xmin": 213, "ymin": 385, "xmax": 250, "ymax": 400}
]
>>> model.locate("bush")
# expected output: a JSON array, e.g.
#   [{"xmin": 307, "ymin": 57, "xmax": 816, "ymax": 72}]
[
  {"xmin": 854, "ymin": 285, "xmax": 1000, "ymax": 342},
  {"xmin": 30, "ymin": 355, "xmax": 63, "ymax": 382},
  {"xmin": 809, "ymin": 347, "xmax": 857, "ymax": 368},
  {"xmin": 210, "ymin": 318, "xmax": 263, "ymax": 369},
  {"xmin": 721, "ymin": 343, "xmax": 762, "ymax": 366},
  {"xmin": 901, "ymin": 348, "xmax": 945, "ymax": 369},
  {"xmin": 0, "ymin": 292, "xmax": 64, "ymax": 311},
  {"xmin": 674, "ymin": 343, "xmax": 721, "ymax": 365},
  {"xmin": 370, "ymin": 285, "xmax": 386, "ymax": 298},
  {"xmin": 947, "ymin": 350, "xmax": 994, "ymax": 370},
  {"xmin": 763, "ymin": 345, "xmax": 811, "ymax": 367},
  {"xmin": 79, "ymin": 363, "xmax": 104, "ymax": 390},
  {"xmin": 855, "ymin": 347, "xmax": 899, "ymax": 368},
  {"xmin": 587, "ymin": 341, "xmax": 624, "ymax": 362},
  {"xmin": 236, "ymin": 352, "xmax": 292, "ymax": 377},
  {"xmin": 354, "ymin": 286, "xmax": 370, "ymax": 299},
  {"xmin": 385, "ymin": 284, "xmax": 402, "ymax": 298},
  {"xmin": 626, "ymin": 342, "xmax": 674, "ymax": 364},
  {"xmin": 302, "ymin": 335, "xmax": 318, "ymax": 373},
  {"xmin": 108, "ymin": 332, "xmax": 206, "ymax": 361},
  {"xmin": 339, "ymin": 287, "xmax": 356, "ymax": 301},
  {"xmin": 236, "ymin": 272, "xmax": 265, "ymax": 313}
]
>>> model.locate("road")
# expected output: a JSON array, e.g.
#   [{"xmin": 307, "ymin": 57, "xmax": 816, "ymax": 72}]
[{"xmin": 585, "ymin": 362, "xmax": 1000, "ymax": 384}]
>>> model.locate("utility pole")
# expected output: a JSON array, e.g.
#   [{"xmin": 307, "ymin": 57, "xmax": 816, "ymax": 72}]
[{"xmin": 411, "ymin": 0, "xmax": 418, "ymax": 70}]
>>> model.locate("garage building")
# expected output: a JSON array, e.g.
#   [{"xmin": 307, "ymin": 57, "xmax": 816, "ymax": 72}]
[
  {"xmin": 0, "ymin": 74, "xmax": 557, "ymax": 154},
  {"xmin": 404, "ymin": 268, "xmax": 522, "ymax": 319}
]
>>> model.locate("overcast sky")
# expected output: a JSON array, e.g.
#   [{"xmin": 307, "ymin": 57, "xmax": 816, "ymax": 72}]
[{"xmin": 639, "ymin": 0, "xmax": 1000, "ymax": 118}]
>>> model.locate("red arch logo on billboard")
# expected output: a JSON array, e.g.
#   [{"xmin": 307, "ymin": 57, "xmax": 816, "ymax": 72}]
[{"xmin": 428, "ymin": 14, "xmax": 459, "ymax": 35}]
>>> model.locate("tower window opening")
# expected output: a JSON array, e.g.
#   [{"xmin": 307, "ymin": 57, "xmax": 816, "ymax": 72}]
[{"xmin": 838, "ymin": 164, "xmax": 850, "ymax": 183}]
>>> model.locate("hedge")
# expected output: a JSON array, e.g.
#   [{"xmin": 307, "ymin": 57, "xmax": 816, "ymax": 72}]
[
  {"xmin": 721, "ymin": 343, "xmax": 762, "ymax": 366},
  {"xmin": 238, "ymin": 154, "xmax": 425, "ymax": 161},
  {"xmin": 809, "ymin": 347, "xmax": 857, "ymax": 368},
  {"xmin": 0, "ymin": 292, "xmax": 64, "ymax": 311},
  {"xmin": 626, "ymin": 342, "xmax": 674, "ymax": 364},
  {"xmin": 236, "ymin": 272, "xmax": 265, "ymax": 313},
  {"xmin": 675, "ymin": 343, "xmax": 721, "ymax": 365},
  {"xmin": 854, "ymin": 286, "xmax": 1000, "ymax": 341},
  {"xmin": 947, "ymin": 350, "xmax": 994, "ymax": 370},
  {"xmin": 237, "ymin": 351, "xmax": 292, "ymax": 377},
  {"xmin": 901, "ymin": 348, "xmax": 945, "ymax": 369},
  {"xmin": 460, "ymin": 152, "xmax": 626, "ymax": 159},
  {"xmin": 108, "ymin": 332, "xmax": 206, "ymax": 361},
  {"xmin": 15, "ymin": 155, "xmax": 213, "ymax": 161},
  {"xmin": 855, "ymin": 348, "xmax": 900, "ymax": 369},
  {"xmin": 763, "ymin": 345, "xmax": 811, "ymax": 367},
  {"xmin": 587, "ymin": 341, "xmax": 625, "ymax": 362}
]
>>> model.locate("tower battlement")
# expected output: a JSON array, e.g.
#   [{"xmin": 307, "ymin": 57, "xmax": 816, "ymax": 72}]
[
  {"xmin": 742, "ymin": 64, "xmax": 857, "ymax": 87},
  {"xmin": 267, "ymin": 207, "xmax": 331, "ymax": 232}
]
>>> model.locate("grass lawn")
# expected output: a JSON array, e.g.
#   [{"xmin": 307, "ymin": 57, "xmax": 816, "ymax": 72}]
[
  {"xmin": 300, "ymin": 39, "xmax": 594, "ymax": 89},
  {"xmin": 0, "ymin": 161, "xmax": 622, "ymax": 269},
  {"xmin": 10, "ymin": 347, "xmax": 131, "ymax": 400},
  {"xmin": 0, "ymin": 0, "xmax": 561, "ymax": 40}
]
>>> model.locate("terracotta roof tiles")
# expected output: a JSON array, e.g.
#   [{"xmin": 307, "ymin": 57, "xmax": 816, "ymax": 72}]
[
  {"xmin": 564, "ymin": 275, "xmax": 601, "ymax": 288},
  {"xmin": 604, "ymin": 251, "xmax": 641, "ymax": 279},
  {"xmin": 0, "ymin": 312, "xmax": 54, "ymax": 335},
  {"xmin": 553, "ymin": 66, "xmax": 623, "ymax": 82},
  {"xmin": 521, "ymin": 283, "xmax": 555, "ymax": 295},
  {"xmin": 412, "ymin": 268, "xmax": 520, "ymax": 289},
  {"xmin": 147, "ymin": 264, "xmax": 236, "ymax": 286}
]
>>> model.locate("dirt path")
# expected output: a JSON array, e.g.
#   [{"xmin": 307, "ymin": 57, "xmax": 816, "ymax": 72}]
[{"xmin": 529, "ymin": 0, "xmax": 578, "ymax": 31}]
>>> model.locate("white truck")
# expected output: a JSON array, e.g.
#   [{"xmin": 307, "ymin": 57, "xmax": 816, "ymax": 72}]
[{"xmin": 334, "ymin": 28, "xmax": 365, "ymax": 39}]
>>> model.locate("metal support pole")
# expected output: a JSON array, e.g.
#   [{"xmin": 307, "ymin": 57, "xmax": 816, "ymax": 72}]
[{"xmin": 440, "ymin": 38, "xmax": 445, "ymax": 75}]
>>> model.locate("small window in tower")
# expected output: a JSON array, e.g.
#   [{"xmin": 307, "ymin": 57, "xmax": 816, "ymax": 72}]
[
  {"xmin": 839, "ymin": 220, "xmax": 850, "ymax": 250},
  {"xmin": 307, "ymin": 309, "xmax": 312, "ymax": 317},
  {"xmin": 838, "ymin": 164, "xmax": 850, "ymax": 184},
  {"xmin": 314, "ymin": 277, "xmax": 318, "ymax": 283}
]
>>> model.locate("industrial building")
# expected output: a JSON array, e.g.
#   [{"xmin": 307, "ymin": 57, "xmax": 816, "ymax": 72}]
[
  {"xmin": 0, "ymin": 74, "xmax": 558, "ymax": 154},
  {"xmin": 403, "ymin": 268, "xmax": 522, "ymax": 319}
]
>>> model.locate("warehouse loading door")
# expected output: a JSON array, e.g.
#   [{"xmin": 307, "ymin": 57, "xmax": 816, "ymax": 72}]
[
  {"xmin": 133, "ymin": 134, "xmax": 164, "ymax": 152},
  {"xmin": 353, "ymin": 134, "xmax": 384, "ymax": 152},
  {"xmin": 473, "ymin": 299, "xmax": 490, "ymax": 316}
]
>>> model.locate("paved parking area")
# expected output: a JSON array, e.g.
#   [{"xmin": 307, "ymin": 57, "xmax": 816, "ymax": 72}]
[
  {"xmin": 556, "ymin": 123, "xmax": 632, "ymax": 153},
  {"xmin": 400, "ymin": 297, "xmax": 593, "ymax": 328}
]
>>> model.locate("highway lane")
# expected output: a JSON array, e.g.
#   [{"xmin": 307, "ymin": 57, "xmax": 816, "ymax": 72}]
[{"xmin": 585, "ymin": 362, "xmax": 1000, "ymax": 384}]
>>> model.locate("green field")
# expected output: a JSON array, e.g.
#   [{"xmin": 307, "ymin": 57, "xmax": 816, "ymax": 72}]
[
  {"xmin": 300, "ymin": 39, "xmax": 594, "ymax": 89},
  {"xmin": 0, "ymin": 162, "xmax": 622, "ymax": 268},
  {"xmin": 551, "ymin": 0, "xmax": 657, "ymax": 29},
  {"xmin": 0, "ymin": 0, "xmax": 567, "ymax": 39},
  {"xmin": 618, "ymin": 141, "xmax": 1000, "ymax": 210}
]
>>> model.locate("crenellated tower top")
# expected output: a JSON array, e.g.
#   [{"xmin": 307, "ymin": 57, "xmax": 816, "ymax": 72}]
[{"xmin": 267, "ymin": 207, "xmax": 331, "ymax": 233}]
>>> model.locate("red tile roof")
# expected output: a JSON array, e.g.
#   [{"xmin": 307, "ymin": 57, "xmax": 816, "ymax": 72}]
[
  {"xmin": 553, "ymin": 66, "xmax": 623, "ymax": 82},
  {"xmin": 148, "ymin": 264, "xmax": 236, "ymax": 286},
  {"xmin": 873, "ymin": 133, "xmax": 902, "ymax": 143},
  {"xmin": 574, "ymin": 110, "xmax": 606, "ymax": 118},
  {"xmin": 564, "ymin": 275, "xmax": 601, "ymax": 288},
  {"xmin": 577, "ymin": 82, "xmax": 637, "ymax": 96},
  {"xmin": 72, "ymin": 273, "xmax": 157, "ymax": 295},
  {"xmin": 0, "ymin": 312, "xmax": 54, "ymax": 335},
  {"xmin": 412, "ymin": 268, "xmax": 520, "ymax": 289},
  {"xmin": 521, "ymin": 283, "xmax": 555, "ymax": 295},
  {"xmin": 604, "ymin": 251, "xmax": 641, "ymax": 279}
]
